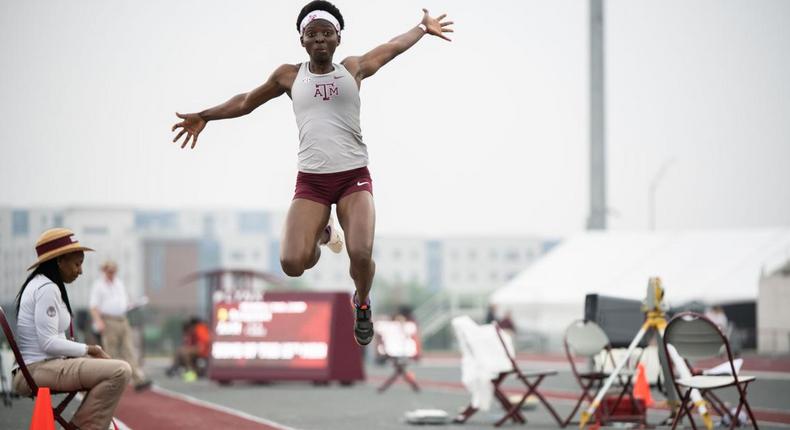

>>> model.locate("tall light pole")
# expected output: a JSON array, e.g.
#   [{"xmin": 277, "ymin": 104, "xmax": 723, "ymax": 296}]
[
  {"xmin": 587, "ymin": 0, "xmax": 607, "ymax": 230},
  {"xmin": 648, "ymin": 158, "xmax": 676, "ymax": 231}
]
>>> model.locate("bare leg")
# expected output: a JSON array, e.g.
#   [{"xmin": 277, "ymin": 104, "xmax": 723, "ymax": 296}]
[
  {"xmin": 280, "ymin": 198, "xmax": 331, "ymax": 277},
  {"xmin": 336, "ymin": 191, "xmax": 375, "ymax": 303}
]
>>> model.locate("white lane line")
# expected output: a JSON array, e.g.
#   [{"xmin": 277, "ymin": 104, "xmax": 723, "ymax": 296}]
[
  {"xmin": 151, "ymin": 385, "xmax": 299, "ymax": 430},
  {"xmin": 113, "ymin": 416, "xmax": 133, "ymax": 430}
]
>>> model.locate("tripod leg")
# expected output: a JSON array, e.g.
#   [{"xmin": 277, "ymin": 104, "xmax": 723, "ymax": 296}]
[{"xmin": 580, "ymin": 322, "xmax": 650, "ymax": 428}]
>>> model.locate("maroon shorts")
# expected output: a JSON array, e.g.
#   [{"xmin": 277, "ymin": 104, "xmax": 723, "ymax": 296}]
[{"xmin": 293, "ymin": 166, "xmax": 373, "ymax": 206}]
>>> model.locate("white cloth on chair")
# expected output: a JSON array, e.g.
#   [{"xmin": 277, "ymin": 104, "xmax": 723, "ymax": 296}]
[
  {"xmin": 377, "ymin": 320, "xmax": 419, "ymax": 358},
  {"xmin": 452, "ymin": 316, "xmax": 514, "ymax": 411}
]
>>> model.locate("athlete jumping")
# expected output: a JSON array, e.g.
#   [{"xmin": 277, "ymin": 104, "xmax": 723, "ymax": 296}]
[{"xmin": 171, "ymin": 1, "xmax": 453, "ymax": 345}]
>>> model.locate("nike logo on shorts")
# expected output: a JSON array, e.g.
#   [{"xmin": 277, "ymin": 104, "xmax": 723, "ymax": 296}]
[{"xmin": 357, "ymin": 181, "xmax": 369, "ymax": 186}]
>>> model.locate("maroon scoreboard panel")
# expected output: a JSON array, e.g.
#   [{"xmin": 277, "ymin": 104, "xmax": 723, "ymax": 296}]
[{"xmin": 208, "ymin": 291, "xmax": 364, "ymax": 383}]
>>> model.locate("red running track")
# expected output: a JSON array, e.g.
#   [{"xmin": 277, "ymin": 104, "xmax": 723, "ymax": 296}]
[
  {"xmin": 114, "ymin": 386, "xmax": 287, "ymax": 430},
  {"xmin": 367, "ymin": 375, "xmax": 790, "ymax": 426}
]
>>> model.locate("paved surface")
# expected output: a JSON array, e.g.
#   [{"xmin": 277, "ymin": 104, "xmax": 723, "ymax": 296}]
[{"xmin": 3, "ymin": 354, "xmax": 790, "ymax": 429}]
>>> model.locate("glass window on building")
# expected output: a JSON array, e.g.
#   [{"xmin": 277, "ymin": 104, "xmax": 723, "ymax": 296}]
[
  {"xmin": 12, "ymin": 210, "xmax": 29, "ymax": 236},
  {"xmin": 135, "ymin": 211, "xmax": 178, "ymax": 231},
  {"xmin": 83, "ymin": 226, "xmax": 109, "ymax": 235},
  {"xmin": 505, "ymin": 249, "xmax": 520, "ymax": 262},
  {"xmin": 489, "ymin": 249, "xmax": 498, "ymax": 260},
  {"xmin": 269, "ymin": 240, "xmax": 283, "ymax": 276},
  {"xmin": 203, "ymin": 215, "xmax": 215, "ymax": 237},
  {"xmin": 427, "ymin": 240, "xmax": 443, "ymax": 292},
  {"xmin": 147, "ymin": 245, "xmax": 165, "ymax": 292},
  {"xmin": 238, "ymin": 212, "xmax": 271, "ymax": 234},
  {"xmin": 231, "ymin": 250, "xmax": 244, "ymax": 262}
]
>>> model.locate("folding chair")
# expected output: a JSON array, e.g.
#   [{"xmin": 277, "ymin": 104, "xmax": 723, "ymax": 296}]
[
  {"xmin": 563, "ymin": 319, "xmax": 640, "ymax": 427},
  {"xmin": 452, "ymin": 316, "xmax": 560, "ymax": 427},
  {"xmin": 0, "ymin": 306, "xmax": 80, "ymax": 430},
  {"xmin": 491, "ymin": 323, "xmax": 563, "ymax": 427},
  {"xmin": 664, "ymin": 312, "xmax": 758, "ymax": 430},
  {"xmin": 375, "ymin": 319, "xmax": 420, "ymax": 393},
  {"xmin": 452, "ymin": 316, "xmax": 523, "ymax": 425}
]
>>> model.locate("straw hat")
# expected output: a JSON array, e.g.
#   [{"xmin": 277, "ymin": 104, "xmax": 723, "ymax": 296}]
[{"xmin": 28, "ymin": 228, "xmax": 94, "ymax": 270}]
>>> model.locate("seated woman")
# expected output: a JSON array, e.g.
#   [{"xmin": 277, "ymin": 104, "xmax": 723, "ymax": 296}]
[{"xmin": 13, "ymin": 228, "xmax": 132, "ymax": 430}]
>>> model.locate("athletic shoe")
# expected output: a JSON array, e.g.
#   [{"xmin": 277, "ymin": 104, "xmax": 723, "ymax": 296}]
[
  {"xmin": 324, "ymin": 217, "xmax": 344, "ymax": 254},
  {"xmin": 352, "ymin": 292, "xmax": 374, "ymax": 346},
  {"xmin": 182, "ymin": 370, "xmax": 198, "ymax": 382}
]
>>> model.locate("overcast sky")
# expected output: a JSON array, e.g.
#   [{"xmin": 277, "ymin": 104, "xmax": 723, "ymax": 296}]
[{"xmin": 1, "ymin": 0, "xmax": 788, "ymax": 237}]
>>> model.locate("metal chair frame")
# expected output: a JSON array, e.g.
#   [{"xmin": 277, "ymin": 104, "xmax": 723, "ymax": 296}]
[
  {"xmin": 664, "ymin": 311, "xmax": 759, "ymax": 430},
  {"xmin": 452, "ymin": 320, "xmax": 561, "ymax": 427},
  {"xmin": 0, "ymin": 305, "xmax": 79, "ymax": 430},
  {"xmin": 377, "ymin": 356, "xmax": 420, "ymax": 393},
  {"xmin": 562, "ymin": 319, "xmax": 642, "ymax": 427},
  {"xmin": 491, "ymin": 323, "xmax": 563, "ymax": 427}
]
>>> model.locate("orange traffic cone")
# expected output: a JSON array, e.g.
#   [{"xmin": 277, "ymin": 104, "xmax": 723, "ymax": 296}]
[
  {"xmin": 633, "ymin": 363, "xmax": 654, "ymax": 407},
  {"xmin": 29, "ymin": 387, "xmax": 55, "ymax": 430}
]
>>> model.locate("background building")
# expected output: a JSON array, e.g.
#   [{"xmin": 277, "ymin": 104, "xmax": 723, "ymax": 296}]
[{"xmin": 1, "ymin": 206, "xmax": 552, "ymax": 318}]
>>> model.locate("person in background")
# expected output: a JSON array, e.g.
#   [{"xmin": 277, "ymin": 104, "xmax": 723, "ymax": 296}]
[
  {"xmin": 484, "ymin": 304, "xmax": 497, "ymax": 324},
  {"xmin": 13, "ymin": 228, "xmax": 131, "ymax": 430},
  {"xmin": 90, "ymin": 260, "xmax": 152, "ymax": 391},
  {"xmin": 167, "ymin": 317, "xmax": 211, "ymax": 382}
]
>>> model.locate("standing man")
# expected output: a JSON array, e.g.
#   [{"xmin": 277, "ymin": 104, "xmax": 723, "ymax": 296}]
[
  {"xmin": 171, "ymin": 1, "xmax": 453, "ymax": 346},
  {"xmin": 90, "ymin": 261, "xmax": 152, "ymax": 391}
]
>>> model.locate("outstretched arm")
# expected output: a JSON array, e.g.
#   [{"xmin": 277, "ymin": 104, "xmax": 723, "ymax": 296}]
[
  {"xmin": 343, "ymin": 9, "xmax": 453, "ymax": 82},
  {"xmin": 171, "ymin": 64, "xmax": 297, "ymax": 149}
]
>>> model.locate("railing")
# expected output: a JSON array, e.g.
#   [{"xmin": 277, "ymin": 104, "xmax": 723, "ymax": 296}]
[{"xmin": 414, "ymin": 290, "xmax": 490, "ymax": 342}]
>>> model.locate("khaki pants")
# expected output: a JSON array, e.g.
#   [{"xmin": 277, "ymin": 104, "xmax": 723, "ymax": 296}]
[
  {"xmin": 13, "ymin": 357, "xmax": 131, "ymax": 430},
  {"xmin": 101, "ymin": 315, "xmax": 146, "ymax": 385}
]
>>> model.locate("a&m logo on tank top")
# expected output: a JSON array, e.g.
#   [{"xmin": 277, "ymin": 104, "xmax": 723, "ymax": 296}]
[{"xmin": 314, "ymin": 81, "xmax": 340, "ymax": 101}]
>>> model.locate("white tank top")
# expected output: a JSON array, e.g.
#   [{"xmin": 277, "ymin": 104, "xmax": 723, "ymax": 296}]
[{"xmin": 292, "ymin": 62, "xmax": 368, "ymax": 173}]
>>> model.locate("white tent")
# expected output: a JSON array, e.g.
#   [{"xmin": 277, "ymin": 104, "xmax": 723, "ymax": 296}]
[{"xmin": 490, "ymin": 229, "xmax": 790, "ymax": 344}]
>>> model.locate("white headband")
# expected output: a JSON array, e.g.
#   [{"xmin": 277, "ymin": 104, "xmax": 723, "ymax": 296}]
[{"xmin": 300, "ymin": 10, "xmax": 341, "ymax": 35}]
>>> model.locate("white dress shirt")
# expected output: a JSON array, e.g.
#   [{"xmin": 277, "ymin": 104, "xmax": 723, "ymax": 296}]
[
  {"xmin": 90, "ymin": 276, "xmax": 129, "ymax": 317},
  {"xmin": 16, "ymin": 275, "xmax": 88, "ymax": 365}
]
